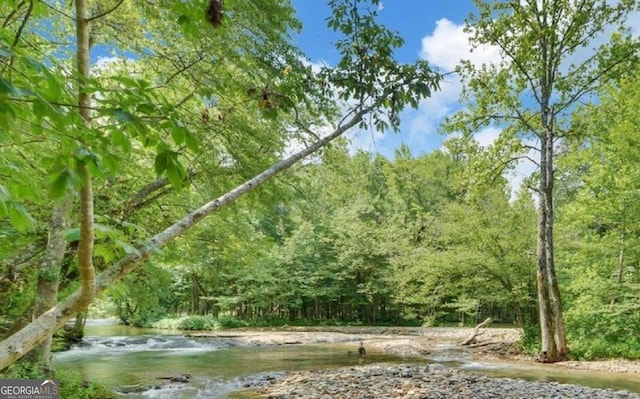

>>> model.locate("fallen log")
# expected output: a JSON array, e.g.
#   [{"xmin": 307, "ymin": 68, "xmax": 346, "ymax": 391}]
[
  {"xmin": 460, "ymin": 317, "xmax": 492, "ymax": 346},
  {"xmin": 468, "ymin": 340, "xmax": 500, "ymax": 348}
]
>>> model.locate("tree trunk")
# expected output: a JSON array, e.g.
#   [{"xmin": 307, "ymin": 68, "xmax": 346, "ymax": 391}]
[
  {"xmin": 25, "ymin": 195, "xmax": 73, "ymax": 375},
  {"xmin": 543, "ymin": 108, "xmax": 567, "ymax": 359},
  {"xmin": 74, "ymin": 0, "xmax": 96, "ymax": 311},
  {"xmin": 536, "ymin": 132, "xmax": 557, "ymax": 362},
  {"xmin": 612, "ymin": 202, "xmax": 625, "ymax": 305},
  {"xmin": 66, "ymin": 312, "xmax": 87, "ymax": 343}
]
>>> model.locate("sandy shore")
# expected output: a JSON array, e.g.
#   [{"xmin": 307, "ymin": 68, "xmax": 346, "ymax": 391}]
[{"xmin": 194, "ymin": 326, "xmax": 640, "ymax": 375}]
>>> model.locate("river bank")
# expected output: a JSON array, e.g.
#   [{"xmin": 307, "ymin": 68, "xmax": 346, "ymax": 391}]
[
  {"xmin": 68, "ymin": 322, "xmax": 640, "ymax": 398},
  {"xmin": 212, "ymin": 326, "xmax": 640, "ymax": 398},
  {"xmin": 194, "ymin": 325, "xmax": 640, "ymax": 375}
]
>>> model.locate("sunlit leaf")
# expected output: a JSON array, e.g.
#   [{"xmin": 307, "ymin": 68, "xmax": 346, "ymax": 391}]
[
  {"xmin": 8, "ymin": 202, "xmax": 34, "ymax": 232},
  {"xmin": 63, "ymin": 228, "xmax": 81, "ymax": 242}
]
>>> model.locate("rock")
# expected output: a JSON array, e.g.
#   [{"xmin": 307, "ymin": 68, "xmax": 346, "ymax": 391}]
[{"xmin": 253, "ymin": 364, "xmax": 640, "ymax": 399}]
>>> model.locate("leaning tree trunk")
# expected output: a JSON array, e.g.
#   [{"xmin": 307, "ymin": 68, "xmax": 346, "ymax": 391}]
[{"xmin": 0, "ymin": 87, "xmax": 392, "ymax": 370}]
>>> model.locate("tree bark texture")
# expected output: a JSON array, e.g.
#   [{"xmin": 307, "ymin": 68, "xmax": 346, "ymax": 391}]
[
  {"xmin": 25, "ymin": 195, "xmax": 73, "ymax": 374},
  {"xmin": 536, "ymin": 132, "xmax": 557, "ymax": 362}
]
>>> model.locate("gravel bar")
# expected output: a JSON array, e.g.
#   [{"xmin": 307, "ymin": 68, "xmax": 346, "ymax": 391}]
[{"xmin": 253, "ymin": 364, "xmax": 640, "ymax": 399}]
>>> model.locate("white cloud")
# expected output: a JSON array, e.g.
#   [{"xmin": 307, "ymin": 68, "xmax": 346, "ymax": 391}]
[
  {"xmin": 93, "ymin": 56, "xmax": 121, "ymax": 71},
  {"xmin": 396, "ymin": 19, "xmax": 502, "ymax": 155},
  {"xmin": 474, "ymin": 126, "xmax": 501, "ymax": 147},
  {"xmin": 420, "ymin": 18, "xmax": 501, "ymax": 72}
]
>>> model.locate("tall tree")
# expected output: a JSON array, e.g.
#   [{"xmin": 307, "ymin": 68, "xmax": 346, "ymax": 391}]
[
  {"xmin": 444, "ymin": 0, "xmax": 639, "ymax": 362},
  {"xmin": 0, "ymin": 0, "xmax": 441, "ymax": 370}
]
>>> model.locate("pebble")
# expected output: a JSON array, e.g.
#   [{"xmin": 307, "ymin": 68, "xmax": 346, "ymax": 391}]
[{"xmin": 252, "ymin": 364, "xmax": 640, "ymax": 399}]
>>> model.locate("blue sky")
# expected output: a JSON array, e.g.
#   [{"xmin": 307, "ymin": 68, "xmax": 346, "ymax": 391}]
[
  {"xmin": 290, "ymin": 1, "xmax": 482, "ymax": 159},
  {"xmin": 289, "ymin": 1, "xmax": 640, "ymax": 194}
]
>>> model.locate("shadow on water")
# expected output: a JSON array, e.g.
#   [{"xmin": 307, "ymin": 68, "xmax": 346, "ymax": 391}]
[{"xmin": 54, "ymin": 322, "xmax": 640, "ymax": 398}]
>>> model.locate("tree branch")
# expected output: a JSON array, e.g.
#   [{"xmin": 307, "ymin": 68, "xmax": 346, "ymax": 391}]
[
  {"xmin": 87, "ymin": 0, "xmax": 126, "ymax": 22},
  {"xmin": 0, "ymin": 84, "xmax": 397, "ymax": 370}
]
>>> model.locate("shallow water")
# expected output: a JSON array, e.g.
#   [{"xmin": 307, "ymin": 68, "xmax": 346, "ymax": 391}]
[
  {"xmin": 54, "ymin": 321, "xmax": 411, "ymax": 398},
  {"xmin": 428, "ymin": 343, "xmax": 640, "ymax": 393},
  {"xmin": 53, "ymin": 321, "xmax": 640, "ymax": 398}
]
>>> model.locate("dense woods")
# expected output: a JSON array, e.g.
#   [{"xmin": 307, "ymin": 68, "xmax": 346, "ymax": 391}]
[{"xmin": 1, "ymin": 0, "xmax": 640, "ymax": 381}]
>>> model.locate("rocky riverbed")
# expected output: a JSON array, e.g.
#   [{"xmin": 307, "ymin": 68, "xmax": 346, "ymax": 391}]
[
  {"xmin": 209, "ymin": 326, "xmax": 640, "ymax": 398},
  {"xmin": 249, "ymin": 364, "xmax": 640, "ymax": 399}
]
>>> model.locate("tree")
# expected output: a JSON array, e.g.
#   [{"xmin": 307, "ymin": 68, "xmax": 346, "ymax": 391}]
[
  {"xmin": 557, "ymin": 71, "xmax": 640, "ymax": 359},
  {"xmin": 444, "ymin": 0, "xmax": 639, "ymax": 362},
  {"xmin": 0, "ymin": 0, "xmax": 441, "ymax": 371}
]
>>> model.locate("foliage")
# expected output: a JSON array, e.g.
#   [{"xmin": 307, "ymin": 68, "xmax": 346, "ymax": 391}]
[
  {"xmin": 3, "ymin": 0, "xmax": 640, "ymax": 368},
  {"xmin": 108, "ymin": 264, "xmax": 175, "ymax": 327},
  {"xmin": 565, "ymin": 300, "xmax": 640, "ymax": 360},
  {"xmin": 556, "ymin": 71, "xmax": 640, "ymax": 360},
  {"xmin": 216, "ymin": 316, "xmax": 249, "ymax": 329},
  {"xmin": 442, "ymin": 0, "xmax": 640, "ymax": 360},
  {"xmin": 177, "ymin": 316, "xmax": 218, "ymax": 331}
]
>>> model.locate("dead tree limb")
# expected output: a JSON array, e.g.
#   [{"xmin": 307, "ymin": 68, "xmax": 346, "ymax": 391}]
[{"xmin": 461, "ymin": 317, "xmax": 492, "ymax": 346}]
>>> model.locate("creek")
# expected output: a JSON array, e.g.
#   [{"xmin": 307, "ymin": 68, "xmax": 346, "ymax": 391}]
[{"xmin": 53, "ymin": 320, "xmax": 640, "ymax": 398}]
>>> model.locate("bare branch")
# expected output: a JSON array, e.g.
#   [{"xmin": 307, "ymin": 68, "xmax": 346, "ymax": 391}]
[
  {"xmin": 2, "ymin": 1, "xmax": 27, "ymax": 28},
  {"xmin": 1, "ymin": 0, "xmax": 33, "ymax": 75},
  {"xmin": 87, "ymin": 0, "xmax": 126, "ymax": 22}
]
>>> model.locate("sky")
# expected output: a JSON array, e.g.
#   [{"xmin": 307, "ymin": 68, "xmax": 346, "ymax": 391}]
[
  {"xmin": 289, "ymin": 0, "xmax": 487, "ymax": 159},
  {"xmin": 288, "ymin": 0, "xmax": 640, "ymax": 194}
]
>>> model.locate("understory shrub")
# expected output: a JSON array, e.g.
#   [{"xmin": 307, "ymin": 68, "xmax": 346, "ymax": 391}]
[
  {"xmin": 565, "ymin": 303, "xmax": 640, "ymax": 360},
  {"xmin": 177, "ymin": 315, "xmax": 217, "ymax": 330}
]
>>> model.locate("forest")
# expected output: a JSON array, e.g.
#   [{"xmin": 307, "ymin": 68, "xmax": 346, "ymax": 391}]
[{"xmin": 1, "ymin": 0, "xmax": 640, "ymax": 384}]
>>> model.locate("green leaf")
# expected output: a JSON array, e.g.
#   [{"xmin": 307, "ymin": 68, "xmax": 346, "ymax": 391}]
[
  {"xmin": 94, "ymin": 244, "xmax": 115, "ymax": 262},
  {"xmin": 0, "ymin": 184, "xmax": 9, "ymax": 201},
  {"xmin": 8, "ymin": 202, "xmax": 34, "ymax": 231},
  {"xmin": 185, "ymin": 131, "xmax": 199, "ymax": 152},
  {"xmin": 136, "ymin": 102, "xmax": 155, "ymax": 114},
  {"xmin": 63, "ymin": 227, "xmax": 81, "ymax": 242},
  {"xmin": 166, "ymin": 159, "xmax": 187, "ymax": 189},
  {"xmin": 154, "ymin": 152, "xmax": 168, "ymax": 175},
  {"xmin": 111, "ymin": 129, "xmax": 125, "ymax": 146},
  {"xmin": 49, "ymin": 168, "xmax": 72, "ymax": 199},
  {"xmin": 23, "ymin": 57, "xmax": 46, "ymax": 74},
  {"xmin": 0, "ymin": 77, "xmax": 19, "ymax": 96},
  {"xmin": 111, "ymin": 76, "xmax": 141, "ymax": 88},
  {"xmin": 113, "ymin": 108, "xmax": 135, "ymax": 124},
  {"xmin": 0, "ymin": 103, "xmax": 14, "ymax": 133},
  {"xmin": 43, "ymin": 74, "xmax": 63, "ymax": 101},
  {"xmin": 94, "ymin": 223, "xmax": 115, "ymax": 239},
  {"xmin": 171, "ymin": 125, "xmax": 186, "ymax": 145}
]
